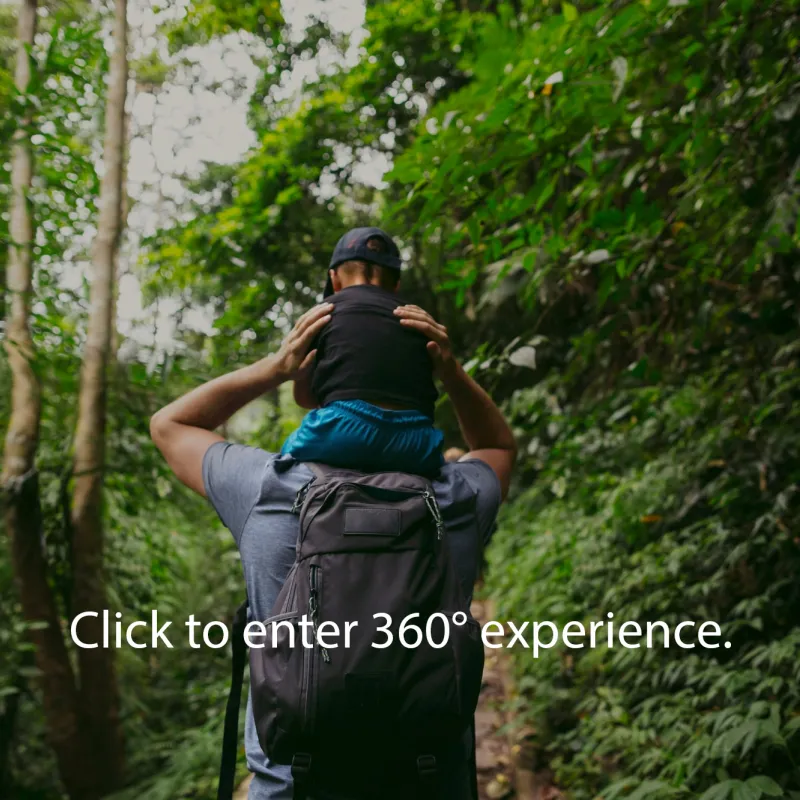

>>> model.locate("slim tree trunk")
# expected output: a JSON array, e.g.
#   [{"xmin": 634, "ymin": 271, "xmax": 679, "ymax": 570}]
[
  {"xmin": 2, "ymin": 3, "xmax": 101, "ymax": 797},
  {"xmin": 109, "ymin": 108, "xmax": 130, "ymax": 363},
  {"xmin": 70, "ymin": 0, "xmax": 128, "ymax": 791}
]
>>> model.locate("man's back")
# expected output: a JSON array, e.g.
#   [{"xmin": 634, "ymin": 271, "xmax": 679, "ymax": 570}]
[{"xmin": 202, "ymin": 443, "xmax": 502, "ymax": 800}]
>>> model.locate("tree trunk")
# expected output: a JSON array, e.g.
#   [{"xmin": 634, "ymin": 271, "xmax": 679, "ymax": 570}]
[
  {"xmin": 69, "ymin": 0, "xmax": 128, "ymax": 792},
  {"xmin": 109, "ymin": 108, "xmax": 131, "ymax": 363},
  {"xmin": 2, "ymin": 3, "xmax": 103, "ymax": 797}
]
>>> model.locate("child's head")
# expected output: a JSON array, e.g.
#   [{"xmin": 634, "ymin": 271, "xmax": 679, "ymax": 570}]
[{"xmin": 325, "ymin": 227, "xmax": 402, "ymax": 297}]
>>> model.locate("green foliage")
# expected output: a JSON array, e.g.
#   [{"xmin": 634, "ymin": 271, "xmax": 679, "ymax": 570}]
[
  {"xmin": 378, "ymin": 1, "xmax": 800, "ymax": 797},
  {"xmin": 4, "ymin": 0, "xmax": 800, "ymax": 796},
  {"xmin": 163, "ymin": 0, "xmax": 284, "ymax": 52},
  {"xmin": 487, "ymin": 348, "xmax": 800, "ymax": 798}
]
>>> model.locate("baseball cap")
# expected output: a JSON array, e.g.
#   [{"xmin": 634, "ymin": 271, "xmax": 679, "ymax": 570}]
[{"xmin": 324, "ymin": 227, "xmax": 402, "ymax": 298}]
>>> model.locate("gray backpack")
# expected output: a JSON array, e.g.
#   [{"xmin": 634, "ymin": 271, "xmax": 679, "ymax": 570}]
[{"xmin": 218, "ymin": 464, "xmax": 484, "ymax": 800}]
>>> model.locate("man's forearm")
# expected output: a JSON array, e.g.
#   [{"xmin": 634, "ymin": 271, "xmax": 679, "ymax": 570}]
[
  {"xmin": 393, "ymin": 302, "xmax": 516, "ymax": 496},
  {"xmin": 440, "ymin": 361, "xmax": 517, "ymax": 454},
  {"xmin": 152, "ymin": 355, "xmax": 287, "ymax": 433},
  {"xmin": 150, "ymin": 303, "xmax": 332, "ymax": 497},
  {"xmin": 148, "ymin": 355, "xmax": 288, "ymax": 497}
]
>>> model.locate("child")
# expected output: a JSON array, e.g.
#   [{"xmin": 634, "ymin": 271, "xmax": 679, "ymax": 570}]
[{"xmin": 280, "ymin": 227, "xmax": 445, "ymax": 476}]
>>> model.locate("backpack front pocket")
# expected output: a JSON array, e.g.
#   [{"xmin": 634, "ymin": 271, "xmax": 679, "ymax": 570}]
[{"xmin": 249, "ymin": 610, "xmax": 305, "ymax": 760}]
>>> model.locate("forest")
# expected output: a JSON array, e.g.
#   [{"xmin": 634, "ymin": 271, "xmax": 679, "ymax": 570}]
[{"xmin": 1, "ymin": 0, "xmax": 799, "ymax": 798}]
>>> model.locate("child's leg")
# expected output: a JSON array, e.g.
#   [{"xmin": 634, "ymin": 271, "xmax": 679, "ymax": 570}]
[
  {"xmin": 283, "ymin": 401, "xmax": 443, "ymax": 476},
  {"xmin": 281, "ymin": 405, "xmax": 387, "ymax": 470}
]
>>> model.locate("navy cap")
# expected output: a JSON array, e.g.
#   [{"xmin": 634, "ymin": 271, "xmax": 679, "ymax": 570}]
[{"xmin": 324, "ymin": 227, "xmax": 402, "ymax": 298}]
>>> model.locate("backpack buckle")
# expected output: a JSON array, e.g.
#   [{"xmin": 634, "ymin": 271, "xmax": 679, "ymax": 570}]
[
  {"xmin": 291, "ymin": 752, "xmax": 312, "ymax": 779},
  {"xmin": 416, "ymin": 754, "xmax": 437, "ymax": 781}
]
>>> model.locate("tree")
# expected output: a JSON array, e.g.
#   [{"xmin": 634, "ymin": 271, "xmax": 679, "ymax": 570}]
[
  {"xmin": 1, "ymin": 1, "xmax": 91, "ymax": 796},
  {"xmin": 69, "ymin": 0, "xmax": 129, "ymax": 790},
  {"xmin": 3, "ymin": 1, "xmax": 131, "ymax": 796}
]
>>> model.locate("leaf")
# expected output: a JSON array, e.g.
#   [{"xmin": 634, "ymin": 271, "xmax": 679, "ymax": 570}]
[
  {"xmin": 612, "ymin": 56, "xmax": 628, "ymax": 102},
  {"xmin": 628, "ymin": 781, "xmax": 680, "ymax": 800},
  {"xmin": 585, "ymin": 249, "xmax": 611, "ymax": 264},
  {"xmin": 509, "ymin": 346, "xmax": 537, "ymax": 369},
  {"xmin": 562, "ymin": 2, "xmax": 578, "ymax": 22},
  {"xmin": 701, "ymin": 780, "xmax": 746, "ymax": 800},
  {"xmin": 467, "ymin": 216, "xmax": 481, "ymax": 246},
  {"xmin": 544, "ymin": 71, "xmax": 564, "ymax": 86},
  {"xmin": 746, "ymin": 777, "xmax": 783, "ymax": 797},
  {"xmin": 535, "ymin": 177, "xmax": 557, "ymax": 212},
  {"xmin": 631, "ymin": 115, "xmax": 644, "ymax": 140},
  {"xmin": 442, "ymin": 110, "xmax": 459, "ymax": 129},
  {"xmin": 732, "ymin": 785, "xmax": 759, "ymax": 800}
]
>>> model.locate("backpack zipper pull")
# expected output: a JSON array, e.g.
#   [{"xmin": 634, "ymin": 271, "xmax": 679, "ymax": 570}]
[
  {"xmin": 423, "ymin": 490, "xmax": 445, "ymax": 540},
  {"xmin": 308, "ymin": 566, "xmax": 330, "ymax": 663},
  {"xmin": 292, "ymin": 479, "xmax": 313, "ymax": 514}
]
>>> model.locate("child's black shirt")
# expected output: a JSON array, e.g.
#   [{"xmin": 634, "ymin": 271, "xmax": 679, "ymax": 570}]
[{"xmin": 310, "ymin": 285, "xmax": 439, "ymax": 419}]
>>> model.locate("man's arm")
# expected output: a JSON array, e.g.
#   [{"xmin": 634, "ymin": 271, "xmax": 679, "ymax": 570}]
[
  {"xmin": 150, "ymin": 303, "xmax": 332, "ymax": 496},
  {"xmin": 394, "ymin": 305, "xmax": 517, "ymax": 498}
]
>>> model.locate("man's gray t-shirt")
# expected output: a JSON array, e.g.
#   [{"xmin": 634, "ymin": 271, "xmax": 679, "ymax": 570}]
[{"xmin": 203, "ymin": 444, "xmax": 501, "ymax": 800}]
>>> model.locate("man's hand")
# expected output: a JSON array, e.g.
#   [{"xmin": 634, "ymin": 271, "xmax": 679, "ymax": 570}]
[
  {"xmin": 275, "ymin": 303, "xmax": 333, "ymax": 380},
  {"xmin": 394, "ymin": 304, "xmax": 455, "ymax": 377},
  {"xmin": 151, "ymin": 303, "xmax": 333, "ymax": 496}
]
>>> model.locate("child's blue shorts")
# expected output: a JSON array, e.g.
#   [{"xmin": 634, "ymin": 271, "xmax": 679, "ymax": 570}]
[{"xmin": 281, "ymin": 399, "xmax": 444, "ymax": 477}]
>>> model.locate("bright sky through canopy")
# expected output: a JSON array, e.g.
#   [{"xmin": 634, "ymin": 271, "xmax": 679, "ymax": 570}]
[{"xmin": 117, "ymin": 0, "xmax": 375, "ymax": 352}]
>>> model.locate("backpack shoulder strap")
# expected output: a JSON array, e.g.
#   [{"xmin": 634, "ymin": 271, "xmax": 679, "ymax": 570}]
[
  {"xmin": 217, "ymin": 598, "xmax": 249, "ymax": 800},
  {"xmin": 305, "ymin": 462, "xmax": 364, "ymax": 481},
  {"xmin": 306, "ymin": 462, "xmax": 334, "ymax": 480}
]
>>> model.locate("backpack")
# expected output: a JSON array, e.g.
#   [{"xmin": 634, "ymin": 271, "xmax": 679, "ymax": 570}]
[{"xmin": 217, "ymin": 464, "xmax": 485, "ymax": 800}]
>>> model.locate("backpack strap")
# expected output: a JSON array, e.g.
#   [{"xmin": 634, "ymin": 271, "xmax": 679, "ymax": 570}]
[
  {"xmin": 306, "ymin": 462, "xmax": 333, "ymax": 480},
  {"xmin": 305, "ymin": 462, "xmax": 362, "ymax": 481},
  {"xmin": 217, "ymin": 599, "xmax": 249, "ymax": 800},
  {"xmin": 291, "ymin": 753, "xmax": 312, "ymax": 799},
  {"xmin": 469, "ymin": 719, "xmax": 479, "ymax": 800},
  {"xmin": 417, "ymin": 755, "xmax": 439, "ymax": 799}
]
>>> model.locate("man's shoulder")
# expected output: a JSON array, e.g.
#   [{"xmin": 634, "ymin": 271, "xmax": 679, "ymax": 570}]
[
  {"xmin": 204, "ymin": 443, "xmax": 499, "ymax": 503},
  {"xmin": 204, "ymin": 442, "xmax": 313, "ymax": 489},
  {"xmin": 202, "ymin": 443, "xmax": 312, "ymax": 539},
  {"xmin": 203, "ymin": 442, "xmax": 501, "ymax": 539},
  {"xmin": 434, "ymin": 459, "xmax": 501, "ymax": 507}
]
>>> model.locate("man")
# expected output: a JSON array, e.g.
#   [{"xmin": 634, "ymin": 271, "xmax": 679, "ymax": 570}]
[{"xmin": 150, "ymin": 270, "xmax": 516, "ymax": 798}]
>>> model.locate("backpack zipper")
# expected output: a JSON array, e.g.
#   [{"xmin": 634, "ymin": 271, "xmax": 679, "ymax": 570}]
[
  {"xmin": 308, "ymin": 565, "xmax": 330, "ymax": 663},
  {"xmin": 301, "ymin": 480, "xmax": 446, "ymax": 540},
  {"xmin": 422, "ymin": 489, "xmax": 445, "ymax": 540},
  {"xmin": 291, "ymin": 478, "xmax": 314, "ymax": 514},
  {"xmin": 304, "ymin": 564, "xmax": 328, "ymax": 738}
]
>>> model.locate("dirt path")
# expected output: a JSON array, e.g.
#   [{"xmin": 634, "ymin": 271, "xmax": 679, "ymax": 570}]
[
  {"xmin": 232, "ymin": 601, "xmax": 555, "ymax": 800},
  {"xmin": 471, "ymin": 598, "xmax": 517, "ymax": 800},
  {"xmin": 473, "ymin": 599, "xmax": 562, "ymax": 800}
]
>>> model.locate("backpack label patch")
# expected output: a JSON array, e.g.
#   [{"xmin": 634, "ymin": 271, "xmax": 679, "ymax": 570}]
[{"xmin": 344, "ymin": 507, "xmax": 402, "ymax": 536}]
